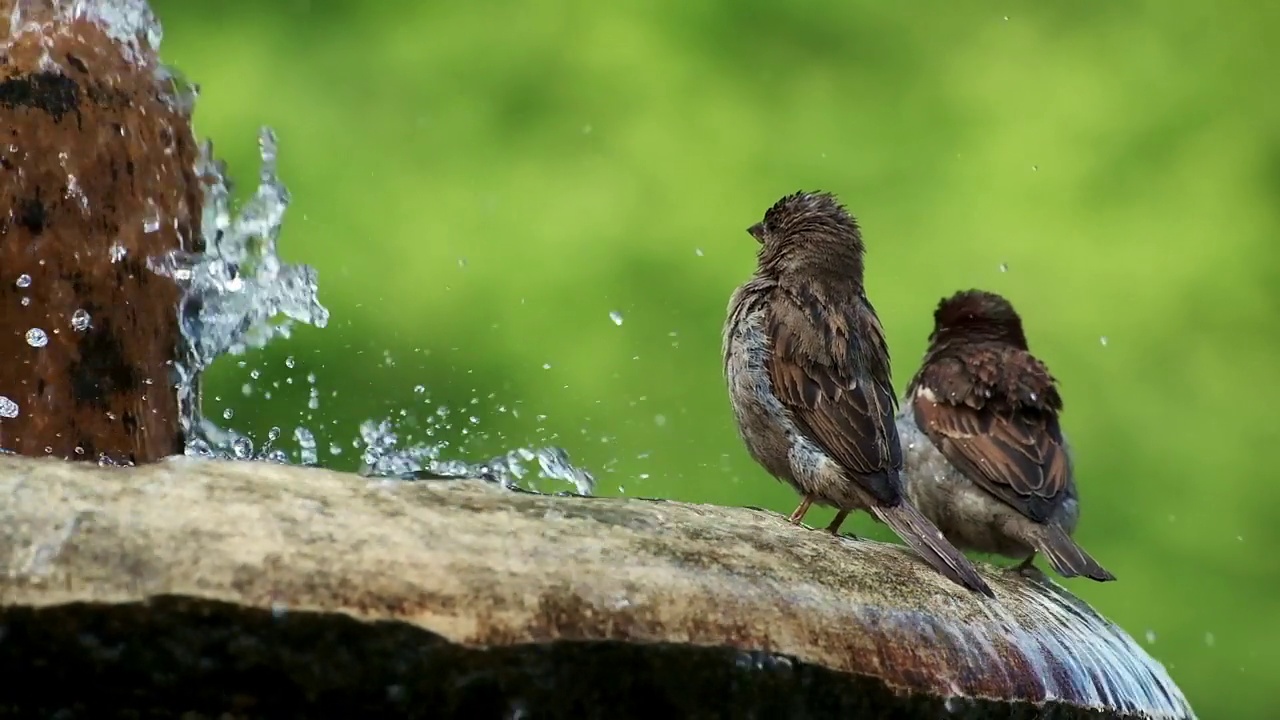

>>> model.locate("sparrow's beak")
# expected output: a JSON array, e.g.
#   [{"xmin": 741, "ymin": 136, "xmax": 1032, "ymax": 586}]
[{"xmin": 747, "ymin": 222, "xmax": 765, "ymax": 243}]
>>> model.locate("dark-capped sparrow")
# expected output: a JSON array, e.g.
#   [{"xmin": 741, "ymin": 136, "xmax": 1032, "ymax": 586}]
[
  {"xmin": 723, "ymin": 191, "xmax": 993, "ymax": 597},
  {"xmin": 898, "ymin": 289, "xmax": 1115, "ymax": 582}
]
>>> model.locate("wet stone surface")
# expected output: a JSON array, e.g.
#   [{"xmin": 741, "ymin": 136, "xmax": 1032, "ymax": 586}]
[
  {"xmin": 0, "ymin": 4, "xmax": 203, "ymax": 463},
  {"xmin": 0, "ymin": 454, "xmax": 1196, "ymax": 719}
]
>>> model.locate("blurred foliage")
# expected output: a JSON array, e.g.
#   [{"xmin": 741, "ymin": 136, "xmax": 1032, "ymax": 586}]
[{"xmin": 150, "ymin": 0, "xmax": 1278, "ymax": 716}]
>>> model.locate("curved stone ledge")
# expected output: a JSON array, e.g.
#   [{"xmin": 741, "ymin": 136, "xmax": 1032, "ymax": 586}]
[{"xmin": 0, "ymin": 455, "xmax": 1195, "ymax": 719}]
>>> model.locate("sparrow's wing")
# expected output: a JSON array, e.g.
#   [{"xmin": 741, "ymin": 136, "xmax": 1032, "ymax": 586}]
[
  {"xmin": 910, "ymin": 353, "xmax": 1068, "ymax": 523},
  {"xmin": 765, "ymin": 286, "xmax": 902, "ymax": 505}
]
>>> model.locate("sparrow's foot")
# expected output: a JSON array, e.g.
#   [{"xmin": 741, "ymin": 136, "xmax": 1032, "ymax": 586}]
[
  {"xmin": 825, "ymin": 510, "xmax": 855, "ymax": 537},
  {"xmin": 1013, "ymin": 555, "xmax": 1048, "ymax": 580},
  {"xmin": 787, "ymin": 497, "xmax": 813, "ymax": 524}
]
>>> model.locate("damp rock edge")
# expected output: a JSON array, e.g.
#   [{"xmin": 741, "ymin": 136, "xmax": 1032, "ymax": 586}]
[{"xmin": 0, "ymin": 454, "xmax": 1196, "ymax": 720}]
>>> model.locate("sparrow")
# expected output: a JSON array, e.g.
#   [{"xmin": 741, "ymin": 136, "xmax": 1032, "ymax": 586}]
[
  {"xmin": 722, "ymin": 191, "xmax": 994, "ymax": 597},
  {"xmin": 898, "ymin": 289, "xmax": 1115, "ymax": 582}
]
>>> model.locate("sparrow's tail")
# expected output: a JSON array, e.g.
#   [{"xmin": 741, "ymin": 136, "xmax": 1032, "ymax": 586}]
[
  {"xmin": 1026, "ymin": 523, "xmax": 1116, "ymax": 582},
  {"xmin": 871, "ymin": 501, "xmax": 995, "ymax": 598}
]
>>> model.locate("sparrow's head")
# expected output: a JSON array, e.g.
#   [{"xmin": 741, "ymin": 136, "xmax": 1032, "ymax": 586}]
[
  {"xmin": 930, "ymin": 289, "xmax": 1029, "ymax": 349},
  {"xmin": 748, "ymin": 191, "xmax": 866, "ymax": 277}
]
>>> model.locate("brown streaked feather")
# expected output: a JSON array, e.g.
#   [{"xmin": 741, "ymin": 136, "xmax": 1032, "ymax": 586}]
[
  {"xmin": 765, "ymin": 285, "xmax": 902, "ymax": 506},
  {"xmin": 910, "ymin": 350, "xmax": 1068, "ymax": 523},
  {"xmin": 871, "ymin": 501, "xmax": 994, "ymax": 597}
]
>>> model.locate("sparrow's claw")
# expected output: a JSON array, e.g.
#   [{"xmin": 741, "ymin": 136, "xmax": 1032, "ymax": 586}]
[{"xmin": 788, "ymin": 497, "xmax": 813, "ymax": 524}]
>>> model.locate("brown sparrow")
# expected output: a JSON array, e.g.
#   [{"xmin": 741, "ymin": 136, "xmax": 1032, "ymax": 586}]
[
  {"xmin": 723, "ymin": 192, "xmax": 993, "ymax": 597},
  {"xmin": 899, "ymin": 289, "xmax": 1115, "ymax": 582}
]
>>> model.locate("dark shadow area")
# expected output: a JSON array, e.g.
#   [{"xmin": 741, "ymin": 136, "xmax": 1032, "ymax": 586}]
[{"xmin": 0, "ymin": 596, "xmax": 1110, "ymax": 719}]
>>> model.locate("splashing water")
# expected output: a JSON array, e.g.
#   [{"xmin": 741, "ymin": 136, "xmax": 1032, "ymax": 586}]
[
  {"xmin": 5, "ymin": 0, "xmax": 162, "ymax": 65},
  {"xmin": 13, "ymin": 1, "xmax": 603, "ymax": 495},
  {"xmin": 356, "ymin": 419, "xmax": 595, "ymax": 496},
  {"xmin": 154, "ymin": 129, "xmax": 593, "ymax": 493},
  {"xmin": 150, "ymin": 127, "xmax": 330, "ymax": 459}
]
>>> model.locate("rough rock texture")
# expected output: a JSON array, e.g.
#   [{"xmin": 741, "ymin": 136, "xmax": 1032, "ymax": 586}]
[
  {"xmin": 0, "ymin": 1, "xmax": 203, "ymax": 463},
  {"xmin": 0, "ymin": 454, "xmax": 1195, "ymax": 719}
]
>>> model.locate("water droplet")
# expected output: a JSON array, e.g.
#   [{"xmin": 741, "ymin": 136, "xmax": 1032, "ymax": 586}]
[
  {"xmin": 609, "ymin": 311, "xmax": 624, "ymax": 326},
  {"xmin": 1099, "ymin": 336, "xmax": 1108, "ymax": 346},
  {"xmin": 1031, "ymin": 165, "xmax": 1039, "ymax": 171},
  {"xmin": 14, "ymin": 274, "xmax": 31, "ymax": 288},
  {"xmin": 0, "ymin": 396, "xmax": 19, "ymax": 418},
  {"xmin": 142, "ymin": 198, "xmax": 161, "ymax": 233},
  {"xmin": 109, "ymin": 243, "xmax": 127, "ymax": 263},
  {"xmin": 70, "ymin": 309, "xmax": 91, "ymax": 332},
  {"xmin": 695, "ymin": 248, "xmax": 704, "ymax": 257},
  {"xmin": 294, "ymin": 427, "xmax": 317, "ymax": 465},
  {"xmin": 654, "ymin": 414, "xmax": 667, "ymax": 427},
  {"xmin": 284, "ymin": 355, "xmax": 296, "ymax": 369},
  {"xmin": 999, "ymin": 262, "xmax": 1008, "ymax": 272},
  {"xmin": 414, "ymin": 385, "xmax": 426, "ymax": 394},
  {"xmin": 1204, "ymin": 632, "xmax": 1215, "ymax": 647},
  {"xmin": 20, "ymin": 297, "xmax": 30, "ymax": 307},
  {"xmin": 222, "ymin": 408, "xmax": 235, "ymax": 420},
  {"xmin": 25, "ymin": 328, "xmax": 48, "ymax": 348},
  {"xmin": 1145, "ymin": 630, "xmax": 1157, "ymax": 644},
  {"xmin": 542, "ymin": 363, "xmax": 552, "ymax": 370}
]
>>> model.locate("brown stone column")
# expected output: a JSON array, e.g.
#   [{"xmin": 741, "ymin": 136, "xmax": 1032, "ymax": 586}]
[{"xmin": 0, "ymin": 2, "xmax": 202, "ymax": 464}]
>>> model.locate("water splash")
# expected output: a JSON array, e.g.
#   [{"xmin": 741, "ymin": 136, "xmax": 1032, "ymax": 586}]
[
  {"xmin": 5, "ymin": 0, "xmax": 162, "ymax": 64},
  {"xmin": 27, "ymin": 0, "xmax": 603, "ymax": 497},
  {"xmin": 148, "ymin": 128, "xmax": 328, "ymax": 459},
  {"xmin": 356, "ymin": 419, "xmax": 596, "ymax": 496}
]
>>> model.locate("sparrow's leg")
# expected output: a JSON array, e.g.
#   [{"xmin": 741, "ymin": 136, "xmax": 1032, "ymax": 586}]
[
  {"xmin": 1014, "ymin": 554, "xmax": 1045, "ymax": 579},
  {"xmin": 826, "ymin": 510, "xmax": 854, "ymax": 537},
  {"xmin": 787, "ymin": 497, "xmax": 813, "ymax": 524}
]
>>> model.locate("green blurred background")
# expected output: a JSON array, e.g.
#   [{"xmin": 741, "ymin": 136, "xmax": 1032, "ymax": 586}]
[{"xmin": 150, "ymin": 0, "xmax": 1278, "ymax": 716}]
